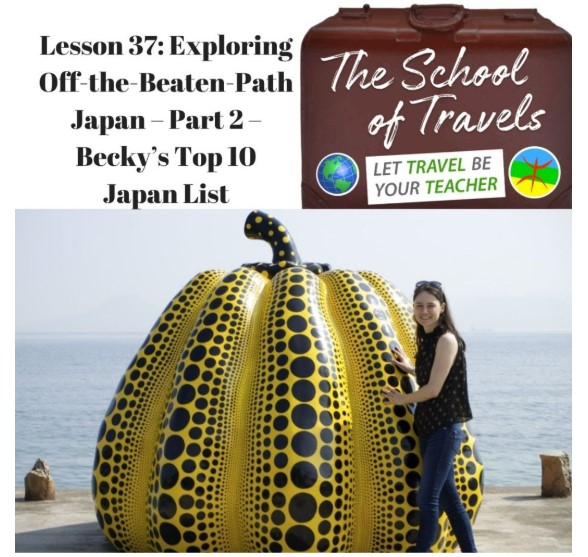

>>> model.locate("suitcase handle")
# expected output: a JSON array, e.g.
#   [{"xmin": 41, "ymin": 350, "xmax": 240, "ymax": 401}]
[{"xmin": 408, "ymin": 4, "xmax": 465, "ymax": 31}]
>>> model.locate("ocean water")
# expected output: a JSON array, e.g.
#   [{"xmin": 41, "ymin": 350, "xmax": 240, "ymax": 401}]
[{"xmin": 15, "ymin": 332, "xmax": 571, "ymax": 489}]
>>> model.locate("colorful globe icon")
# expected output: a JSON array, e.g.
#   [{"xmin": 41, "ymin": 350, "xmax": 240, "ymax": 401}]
[
  {"xmin": 508, "ymin": 146, "xmax": 561, "ymax": 199},
  {"xmin": 316, "ymin": 153, "xmax": 359, "ymax": 196}
]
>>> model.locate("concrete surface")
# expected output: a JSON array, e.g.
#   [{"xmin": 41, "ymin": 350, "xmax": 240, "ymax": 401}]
[{"xmin": 15, "ymin": 487, "xmax": 572, "ymax": 552}]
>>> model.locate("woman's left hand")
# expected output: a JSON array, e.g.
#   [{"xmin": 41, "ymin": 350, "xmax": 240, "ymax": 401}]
[{"xmin": 381, "ymin": 385, "xmax": 407, "ymax": 405}]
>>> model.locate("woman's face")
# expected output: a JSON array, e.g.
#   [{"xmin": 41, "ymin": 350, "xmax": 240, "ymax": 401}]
[{"xmin": 413, "ymin": 290, "xmax": 445, "ymax": 331}]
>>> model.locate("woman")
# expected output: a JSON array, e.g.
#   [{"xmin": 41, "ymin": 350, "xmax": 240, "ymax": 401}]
[{"xmin": 382, "ymin": 280, "xmax": 477, "ymax": 553}]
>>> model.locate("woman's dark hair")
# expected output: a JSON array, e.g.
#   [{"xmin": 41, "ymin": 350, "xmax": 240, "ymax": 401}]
[{"xmin": 413, "ymin": 283, "xmax": 466, "ymax": 351}]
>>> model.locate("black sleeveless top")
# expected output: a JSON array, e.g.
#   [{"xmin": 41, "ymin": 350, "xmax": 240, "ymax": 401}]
[{"xmin": 414, "ymin": 326, "xmax": 473, "ymax": 437}]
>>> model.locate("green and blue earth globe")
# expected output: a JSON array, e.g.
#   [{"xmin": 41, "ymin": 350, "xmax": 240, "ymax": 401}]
[{"xmin": 316, "ymin": 153, "xmax": 359, "ymax": 195}]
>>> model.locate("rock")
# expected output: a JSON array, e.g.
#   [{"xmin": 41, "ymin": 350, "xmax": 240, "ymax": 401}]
[
  {"xmin": 24, "ymin": 458, "xmax": 56, "ymax": 501},
  {"xmin": 540, "ymin": 451, "xmax": 572, "ymax": 497}
]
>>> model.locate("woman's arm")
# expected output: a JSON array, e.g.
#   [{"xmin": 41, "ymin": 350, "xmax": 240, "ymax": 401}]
[{"xmin": 382, "ymin": 333, "xmax": 458, "ymax": 405}]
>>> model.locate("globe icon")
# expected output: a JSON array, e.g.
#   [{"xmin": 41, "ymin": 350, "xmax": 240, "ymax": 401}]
[{"xmin": 316, "ymin": 153, "xmax": 359, "ymax": 196}]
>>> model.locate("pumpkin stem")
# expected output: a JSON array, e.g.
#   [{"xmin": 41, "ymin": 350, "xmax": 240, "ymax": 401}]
[{"xmin": 244, "ymin": 211, "xmax": 302, "ymax": 265}]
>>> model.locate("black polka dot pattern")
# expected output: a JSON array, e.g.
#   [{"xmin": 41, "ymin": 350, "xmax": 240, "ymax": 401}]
[
  {"xmin": 92, "ymin": 270, "xmax": 227, "ymax": 551},
  {"xmin": 321, "ymin": 270, "xmax": 424, "ymax": 550},
  {"xmin": 241, "ymin": 267, "xmax": 354, "ymax": 552},
  {"xmin": 243, "ymin": 210, "xmax": 331, "ymax": 277},
  {"xmin": 93, "ymin": 212, "xmax": 484, "ymax": 552},
  {"xmin": 358, "ymin": 271, "xmax": 417, "ymax": 358},
  {"xmin": 147, "ymin": 267, "xmax": 267, "ymax": 551}
]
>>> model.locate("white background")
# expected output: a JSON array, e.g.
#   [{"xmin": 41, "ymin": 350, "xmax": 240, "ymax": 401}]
[
  {"xmin": 4, "ymin": 0, "xmax": 582, "ymax": 553},
  {"xmin": 2, "ymin": 0, "xmax": 579, "ymax": 210}
]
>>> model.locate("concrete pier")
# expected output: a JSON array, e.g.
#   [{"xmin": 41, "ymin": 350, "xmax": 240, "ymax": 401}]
[{"xmin": 15, "ymin": 487, "xmax": 572, "ymax": 552}]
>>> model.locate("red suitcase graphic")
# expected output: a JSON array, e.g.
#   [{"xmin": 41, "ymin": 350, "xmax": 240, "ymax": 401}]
[{"xmin": 301, "ymin": 5, "xmax": 571, "ymax": 208}]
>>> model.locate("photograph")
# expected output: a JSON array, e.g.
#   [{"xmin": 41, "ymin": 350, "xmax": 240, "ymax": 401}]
[{"xmin": 15, "ymin": 209, "xmax": 571, "ymax": 552}]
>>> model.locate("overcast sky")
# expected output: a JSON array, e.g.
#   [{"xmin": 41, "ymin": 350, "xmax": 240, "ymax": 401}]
[{"xmin": 15, "ymin": 209, "xmax": 570, "ymax": 334}]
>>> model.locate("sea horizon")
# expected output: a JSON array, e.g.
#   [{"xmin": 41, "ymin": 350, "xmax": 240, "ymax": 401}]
[
  {"xmin": 15, "ymin": 331, "xmax": 572, "ymax": 489},
  {"xmin": 14, "ymin": 328, "xmax": 574, "ymax": 339}
]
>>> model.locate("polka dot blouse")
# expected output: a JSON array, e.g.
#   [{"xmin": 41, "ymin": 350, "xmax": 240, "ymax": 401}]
[{"xmin": 414, "ymin": 326, "xmax": 473, "ymax": 438}]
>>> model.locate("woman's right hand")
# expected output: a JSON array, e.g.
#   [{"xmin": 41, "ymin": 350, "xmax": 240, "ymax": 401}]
[{"xmin": 392, "ymin": 346, "xmax": 414, "ymax": 374}]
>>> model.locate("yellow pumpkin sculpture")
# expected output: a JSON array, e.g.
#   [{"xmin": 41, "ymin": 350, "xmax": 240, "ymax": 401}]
[{"xmin": 93, "ymin": 210, "xmax": 483, "ymax": 552}]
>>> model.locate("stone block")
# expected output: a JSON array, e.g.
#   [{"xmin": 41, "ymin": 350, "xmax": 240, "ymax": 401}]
[
  {"xmin": 540, "ymin": 451, "xmax": 572, "ymax": 497},
  {"xmin": 24, "ymin": 458, "xmax": 56, "ymax": 501}
]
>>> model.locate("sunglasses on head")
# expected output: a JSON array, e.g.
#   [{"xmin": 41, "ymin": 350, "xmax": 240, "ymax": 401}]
[{"xmin": 415, "ymin": 280, "xmax": 442, "ymax": 289}]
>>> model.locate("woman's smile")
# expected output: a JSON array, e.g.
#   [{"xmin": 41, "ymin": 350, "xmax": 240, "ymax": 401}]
[{"xmin": 413, "ymin": 291, "xmax": 445, "ymax": 332}]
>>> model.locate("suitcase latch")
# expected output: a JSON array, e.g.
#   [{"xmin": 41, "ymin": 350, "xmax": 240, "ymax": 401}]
[{"xmin": 339, "ymin": 4, "xmax": 371, "ymax": 19}]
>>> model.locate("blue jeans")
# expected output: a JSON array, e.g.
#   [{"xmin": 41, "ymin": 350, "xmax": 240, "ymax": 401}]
[{"xmin": 414, "ymin": 423, "xmax": 477, "ymax": 552}]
